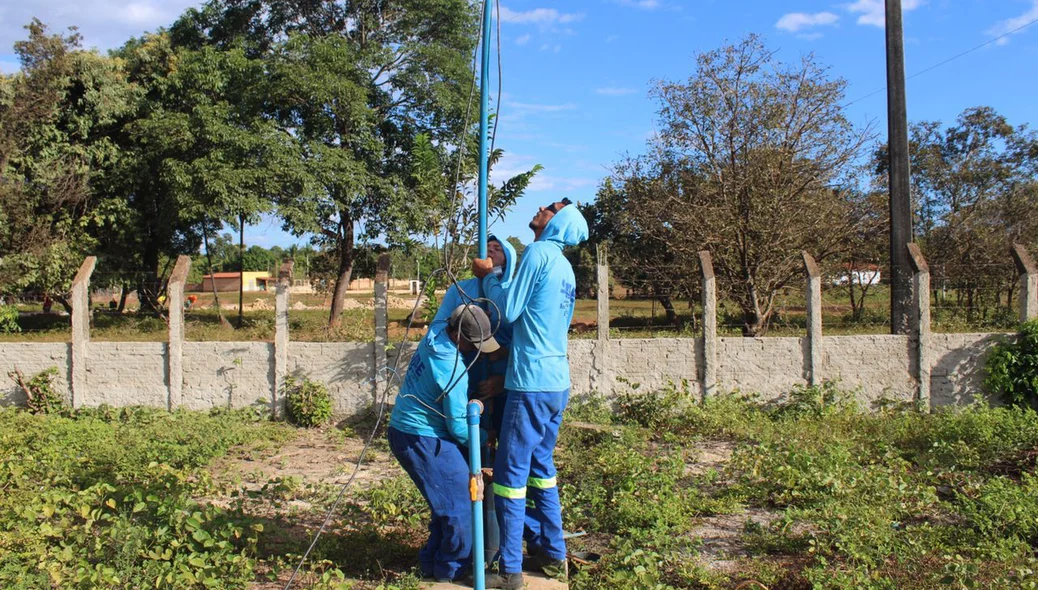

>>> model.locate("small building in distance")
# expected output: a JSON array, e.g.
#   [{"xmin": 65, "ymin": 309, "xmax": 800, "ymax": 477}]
[
  {"xmin": 832, "ymin": 263, "xmax": 882, "ymax": 286},
  {"xmin": 201, "ymin": 272, "xmax": 272, "ymax": 292}
]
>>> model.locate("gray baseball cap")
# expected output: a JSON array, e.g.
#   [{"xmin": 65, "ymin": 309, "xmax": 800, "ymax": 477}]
[{"xmin": 448, "ymin": 304, "xmax": 500, "ymax": 353}]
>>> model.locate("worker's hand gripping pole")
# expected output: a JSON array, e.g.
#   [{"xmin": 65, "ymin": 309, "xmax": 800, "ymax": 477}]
[{"xmin": 467, "ymin": 400, "xmax": 485, "ymax": 590}]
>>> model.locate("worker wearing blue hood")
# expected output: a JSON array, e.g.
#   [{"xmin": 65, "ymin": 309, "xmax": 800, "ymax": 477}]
[
  {"xmin": 471, "ymin": 199, "xmax": 588, "ymax": 589},
  {"xmin": 429, "ymin": 235, "xmax": 517, "ymax": 407}
]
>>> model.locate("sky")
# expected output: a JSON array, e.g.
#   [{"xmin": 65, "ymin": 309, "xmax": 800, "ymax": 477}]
[{"xmin": 2, "ymin": 0, "xmax": 1037, "ymax": 249}]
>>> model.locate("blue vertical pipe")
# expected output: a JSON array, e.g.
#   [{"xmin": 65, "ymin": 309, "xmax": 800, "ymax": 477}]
[
  {"xmin": 467, "ymin": 400, "xmax": 485, "ymax": 589},
  {"xmin": 477, "ymin": 0, "xmax": 492, "ymax": 260},
  {"xmin": 473, "ymin": 5, "xmax": 492, "ymax": 589}
]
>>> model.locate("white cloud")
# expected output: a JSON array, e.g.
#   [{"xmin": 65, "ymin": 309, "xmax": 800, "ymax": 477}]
[
  {"xmin": 615, "ymin": 0, "xmax": 661, "ymax": 9},
  {"xmin": 506, "ymin": 101, "xmax": 577, "ymax": 113},
  {"xmin": 846, "ymin": 0, "xmax": 924, "ymax": 28},
  {"xmin": 0, "ymin": 0, "xmax": 200, "ymax": 52},
  {"xmin": 595, "ymin": 87, "xmax": 636, "ymax": 96},
  {"xmin": 515, "ymin": 33, "xmax": 531, "ymax": 46},
  {"xmin": 538, "ymin": 43, "xmax": 562, "ymax": 53},
  {"xmin": 775, "ymin": 11, "xmax": 839, "ymax": 33},
  {"xmin": 986, "ymin": 0, "xmax": 1038, "ymax": 45},
  {"xmin": 499, "ymin": 7, "xmax": 584, "ymax": 26}
]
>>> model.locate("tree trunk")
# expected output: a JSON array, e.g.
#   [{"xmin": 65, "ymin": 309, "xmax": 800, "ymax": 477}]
[
  {"xmin": 238, "ymin": 213, "xmax": 245, "ymax": 329},
  {"xmin": 328, "ymin": 219, "xmax": 355, "ymax": 330},
  {"xmin": 117, "ymin": 283, "xmax": 129, "ymax": 313},
  {"xmin": 53, "ymin": 294, "xmax": 74, "ymax": 315},
  {"xmin": 848, "ymin": 272, "xmax": 862, "ymax": 321},
  {"xmin": 741, "ymin": 283, "xmax": 770, "ymax": 336},
  {"xmin": 202, "ymin": 222, "xmax": 231, "ymax": 328},
  {"xmin": 139, "ymin": 240, "xmax": 162, "ymax": 314},
  {"xmin": 656, "ymin": 294, "xmax": 681, "ymax": 328}
]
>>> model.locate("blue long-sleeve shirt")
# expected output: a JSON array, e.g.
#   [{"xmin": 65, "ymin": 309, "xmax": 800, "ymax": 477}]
[
  {"xmin": 481, "ymin": 206, "xmax": 588, "ymax": 392},
  {"xmin": 389, "ymin": 328, "xmax": 472, "ymax": 445}
]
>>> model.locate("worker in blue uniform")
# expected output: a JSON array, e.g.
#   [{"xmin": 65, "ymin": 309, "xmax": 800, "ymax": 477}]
[
  {"xmin": 471, "ymin": 199, "xmax": 589, "ymax": 589},
  {"xmin": 388, "ymin": 303, "xmax": 499, "ymax": 583},
  {"xmin": 429, "ymin": 235, "xmax": 517, "ymax": 412}
]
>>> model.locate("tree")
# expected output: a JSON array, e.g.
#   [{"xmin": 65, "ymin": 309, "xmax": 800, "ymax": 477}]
[
  {"xmin": 0, "ymin": 21, "xmax": 135, "ymax": 309},
  {"xmin": 875, "ymin": 106, "xmax": 1038, "ymax": 321},
  {"xmin": 172, "ymin": 0, "xmax": 483, "ymax": 329},
  {"xmin": 585, "ymin": 178, "xmax": 694, "ymax": 326},
  {"xmin": 599, "ymin": 36, "xmax": 872, "ymax": 335}
]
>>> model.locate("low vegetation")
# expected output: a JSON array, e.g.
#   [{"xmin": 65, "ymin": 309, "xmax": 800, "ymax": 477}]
[{"xmin": 2, "ymin": 378, "xmax": 1037, "ymax": 589}]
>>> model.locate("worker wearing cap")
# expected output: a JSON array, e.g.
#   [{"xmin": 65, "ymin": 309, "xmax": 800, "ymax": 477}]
[
  {"xmin": 388, "ymin": 304, "xmax": 498, "ymax": 583},
  {"xmin": 471, "ymin": 199, "xmax": 589, "ymax": 589},
  {"xmin": 429, "ymin": 235, "xmax": 518, "ymax": 414}
]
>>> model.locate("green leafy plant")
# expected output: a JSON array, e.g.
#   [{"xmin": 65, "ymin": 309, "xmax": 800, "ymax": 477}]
[
  {"xmin": 985, "ymin": 319, "xmax": 1038, "ymax": 407},
  {"xmin": 8, "ymin": 366, "xmax": 65, "ymax": 414},
  {"xmin": 0, "ymin": 305, "xmax": 20, "ymax": 333},
  {"xmin": 284, "ymin": 375, "xmax": 333, "ymax": 427}
]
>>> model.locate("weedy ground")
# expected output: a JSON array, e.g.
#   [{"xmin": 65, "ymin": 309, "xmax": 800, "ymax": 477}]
[{"xmin": 2, "ymin": 381, "xmax": 1037, "ymax": 589}]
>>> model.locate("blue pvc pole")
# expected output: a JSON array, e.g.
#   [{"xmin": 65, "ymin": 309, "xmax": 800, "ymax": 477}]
[
  {"xmin": 467, "ymin": 400, "xmax": 485, "ymax": 589},
  {"xmin": 473, "ymin": 6, "xmax": 492, "ymax": 588},
  {"xmin": 477, "ymin": 0, "xmax": 492, "ymax": 260}
]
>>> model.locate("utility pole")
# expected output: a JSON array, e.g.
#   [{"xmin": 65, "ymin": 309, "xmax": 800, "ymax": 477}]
[{"xmin": 886, "ymin": 0, "xmax": 913, "ymax": 335}]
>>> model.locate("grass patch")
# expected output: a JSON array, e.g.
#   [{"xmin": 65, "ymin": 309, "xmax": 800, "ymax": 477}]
[{"xmin": 3, "ymin": 385, "xmax": 1038, "ymax": 589}]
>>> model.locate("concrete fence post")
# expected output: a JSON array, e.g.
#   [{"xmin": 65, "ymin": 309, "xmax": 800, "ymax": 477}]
[
  {"xmin": 1011, "ymin": 243, "xmax": 1037, "ymax": 323},
  {"xmin": 907, "ymin": 244, "xmax": 931, "ymax": 411},
  {"xmin": 699, "ymin": 251, "xmax": 717, "ymax": 399},
  {"xmin": 590, "ymin": 245, "xmax": 610, "ymax": 392},
  {"xmin": 274, "ymin": 259, "xmax": 294, "ymax": 417},
  {"xmin": 802, "ymin": 251, "xmax": 823, "ymax": 387},
  {"xmin": 596, "ymin": 244, "xmax": 610, "ymax": 341},
  {"xmin": 70, "ymin": 256, "xmax": 97, "ymax": 408},
  {"xmin": 167, "ymin": 255, "xmax": 191, "ymax": 411},
  {"xmin": 373, "ymin": 253, "xmax": 391, "ymax": 402}
]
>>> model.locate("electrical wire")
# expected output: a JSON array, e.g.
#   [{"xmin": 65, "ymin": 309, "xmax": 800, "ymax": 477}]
[
  {"xmin": 283, "ymin": 5, "xmax": 505, "ymax": 585},
  {"xmin": 842, "ymin": 15, "xmax": 1038, "ymax": 109}
]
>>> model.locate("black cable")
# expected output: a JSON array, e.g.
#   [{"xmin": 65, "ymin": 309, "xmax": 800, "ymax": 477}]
[{"xmin": 842, "ymin": 15, "xmax": 1038, "ymax": 109}]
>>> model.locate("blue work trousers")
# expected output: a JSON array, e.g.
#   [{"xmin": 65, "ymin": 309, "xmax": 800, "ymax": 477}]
[
  {"xmin": 388, "ymin": 427, "xmax": 472, "ymax": 581},
  {"xmin": 492, "ymin": 389, "xmax": 568, "ymax": 574}
]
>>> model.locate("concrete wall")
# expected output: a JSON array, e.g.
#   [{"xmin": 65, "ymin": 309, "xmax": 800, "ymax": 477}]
[
  {"xmin": 0, "ymin": 343, "xmax": 72, "ymax": 407},
  {"xmin": 931, "ymin": 333, "xmax": 1006, "ymax": 407},
  {"xmin": 182, "ymin": 342, "xmax": 275, "ymax": 411},
  {"xmin": 0, "ymin": 332, "xmax": 1006, "ymax": 416},
  {"xmin": 85, "ymin": 342, "xmax": 168, "ymax": 408},
  {"xmin": 719, "ymin": 337, "xmax": 806, "ymax": 401}
]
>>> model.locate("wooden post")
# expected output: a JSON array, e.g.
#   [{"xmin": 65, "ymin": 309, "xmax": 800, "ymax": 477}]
[
  {"xmin": 802, "ymin": 251, "xmax": 823, "ymax": 386},
  {"xmin": 699, "ymin": 251, "xmax": 717, "ymax": 399},
  {"xmin": 907, "ymin": 244, "xmax": 930, "ymax": 411},
  {"xmin": 70, "ymin": 256, "xmax": 97, "ymax": 408},
  {"xmin": 167, "ymin": 255, "xmax": 191, "ymax": 411},
  {"xmin": 274, "ymin": 259, "xmax": 294, "ymax": 417},
  {"xmin": 1011, "ymin": 244, "xmax": 1037, "ymax": 323}
]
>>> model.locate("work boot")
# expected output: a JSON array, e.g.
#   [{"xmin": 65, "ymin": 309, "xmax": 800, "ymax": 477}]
[{"xmin": 480, "ymin": 571, "xmax": 524, "ymax": 589}]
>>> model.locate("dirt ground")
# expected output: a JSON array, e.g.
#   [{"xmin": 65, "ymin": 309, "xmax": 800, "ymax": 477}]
[{"xmin": 207, "ymin": 426, "xmax": 772, "ymax": 589}]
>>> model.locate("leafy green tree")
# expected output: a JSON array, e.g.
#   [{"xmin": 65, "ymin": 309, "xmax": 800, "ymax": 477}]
[
  {"xmin": 171, "ymin": 0, "xmax": 482, "ymax": 329},
  {"xmin": 0, "ymin": 20, "xmax": 135, "ymax": 309},
  {"xmin": 876, "ymin": 106, "xmax": 1038, "ymax": 320},
  {"xmin": 598, "ymin": 36, "xmax": 872, "ymax": 335}
]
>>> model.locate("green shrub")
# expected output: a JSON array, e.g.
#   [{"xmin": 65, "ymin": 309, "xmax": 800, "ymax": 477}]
[
  {"xmin": 985, "ymin": 319, "xmax": 1038, "ymax": 407},
  {"xmin": 8, "ymin": 366, "xmax": 65, "ymax": 415},
  {"xmin": 0, "ymin": 305, "xmax": 20, "ymax": 333},
  {"xmin": 285, "ymin": 375, "xmax": 333, "ymax": 427}
]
